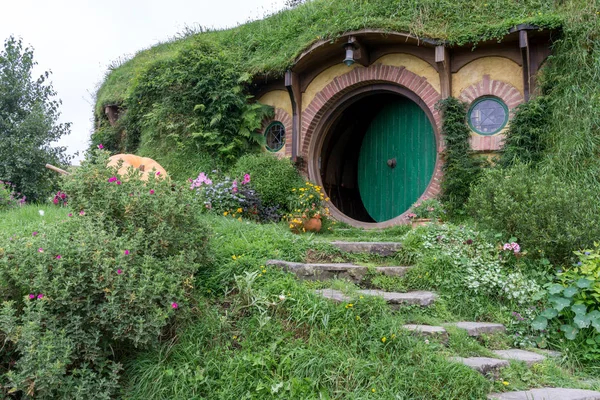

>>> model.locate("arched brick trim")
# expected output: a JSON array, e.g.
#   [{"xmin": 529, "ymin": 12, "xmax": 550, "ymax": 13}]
[
  {"xmin": 261, "ymin": 108, "xmax": 292, "ymax": 157},
  {"xmin": 459, "ymin": 74, "xmax": 524, "ymax": 152},
  {"xmin": 301, "ymin": 63, "xmax": 444, "ymax": 228}
]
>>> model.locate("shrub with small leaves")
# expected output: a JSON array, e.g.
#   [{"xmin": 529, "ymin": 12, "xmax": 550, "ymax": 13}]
[{"xmin": 0, "ymin": 181, "xmax": 26, "ymax": 210}]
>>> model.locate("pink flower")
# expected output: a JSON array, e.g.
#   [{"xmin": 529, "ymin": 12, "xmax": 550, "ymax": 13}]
[
  {"xmin": 108, "ymin": 176, "xmax": 117, "ymax": 183},
  {"xmin": 53, "ymin": 197, "xmax": 59, "ymax": 205},
  {"xmin": 117, "ymin": 269, "xmax": 123, "ymax": 275},
  {"xmin": 503, "ymin": 242, "xmax": 521, "ymax": 254},
  {"xmin": 56, "ymin": 255, "xmax": 62, "ymax": 260},
  {"xmin": 124, "ymin": 250, "xmax": 130, "ymax": 255},
  {"xmin": 97, "ymin": 144, "xmax": 104, "ymax": 149},
  {"xmin": 79, "ymin": 210, "xmax": 85, "ymax": 216},
  {"xmin": 68, "ymin": 213, "xmax": 73, "ymax": 217},
  {"xmin": 32, "ymin": 231, "xmax": 38, "ymax": 236},
  {"xmin": 149, "ymin": 189, "xmax": 155, "ymax": 195},
  {"xmin": 156, "ymin": 171, "xmax": 160, "ymax": 176},
  {"xmin": 242, "ymin": 174, "xmax": 251, "ymax": 185},
  {"xmin": 29, "ymin": 294, "xmax": 35, "ymax": 299},
  {"xmin": 37, "ymin": 294, "xmax": 43, "ymax": 299},
  {"xmin": 116, "ymin": 181, "xmax": 121, "ymax": 185},
  {"xmin": 171, "ymin": 302, "xmax": 179, "ymax": 309},
  {"xmin": 38, "ymin": 248, "xmax": 44, "ymax": 253},
  {"xmin": 60, "ymin": 193, "xmax": 66, "ymax": 199}
]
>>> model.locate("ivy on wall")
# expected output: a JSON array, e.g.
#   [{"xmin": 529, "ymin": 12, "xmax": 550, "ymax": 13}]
[{"xmin": 437, "ymin": 97, "xmax": 483, "ymax": 216}]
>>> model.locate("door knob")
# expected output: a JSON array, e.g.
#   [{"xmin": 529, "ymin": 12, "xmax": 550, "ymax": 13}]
[{"xmin": 387, "ymin": 158, "xmax": 397, "ymax": 169}]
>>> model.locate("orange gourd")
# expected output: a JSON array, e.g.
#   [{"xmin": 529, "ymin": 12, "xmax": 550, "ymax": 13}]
[{"xmin": 107, "ymin": 154, "xmax": 168, "ymax": 181}]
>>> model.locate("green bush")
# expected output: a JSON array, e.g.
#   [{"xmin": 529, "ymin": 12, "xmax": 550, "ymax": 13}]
[
  {"xmin": 0, "ymin": 181, "xmax": 26, "ymax": 210},
  {"xmin": 0, "ymin": 149, "xmax": 211, "ymax": 398},
  {"xmin": 531, "ymin": 246, "xmax": 600, "ymax": 363},
  {"xmin": 467, "ymin": 164, "xmax": 600, "ymax": 263},
  {"xmin": 231, "ymin": 152, "xmax": 303, "ymax": 211}
]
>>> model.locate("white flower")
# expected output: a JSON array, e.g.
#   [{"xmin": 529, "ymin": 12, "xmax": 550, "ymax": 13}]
[
  {"xmin": 424, "ymin": 339, "xmax": 430, "ymax": 345},
  {"xmin": 39, "ymin": 210, "xmax": 45, "ymax": 217},
  {"xmin": 278, "ymin": 295, "xmax": 286, "ymax": 301}
]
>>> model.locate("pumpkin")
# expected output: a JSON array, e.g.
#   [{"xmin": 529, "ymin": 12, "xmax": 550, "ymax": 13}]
[{"xmin": 107, "ymin": 154, "xmax": 168, "ymax": 181}]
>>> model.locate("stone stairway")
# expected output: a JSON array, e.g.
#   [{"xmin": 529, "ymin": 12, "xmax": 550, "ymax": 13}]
[{"xmin": 270, "ymin": 241, "xmax": 600, "ymax": 400}]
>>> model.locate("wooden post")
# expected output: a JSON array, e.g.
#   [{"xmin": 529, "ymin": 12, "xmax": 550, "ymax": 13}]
[
  {"xmin": 520, "ymin": 30, "xmax": 531, "ymax": 101},
  {"xmin": 435, "ymin": 45, "xmax": 452, "ymax": 99},
  {"xmin": 45, "ymin": 164, "xmax": 70, "ymax": 175},
  {"xmin": 285, "ymin": 70, "xmax": 303, "ymax": 161}
]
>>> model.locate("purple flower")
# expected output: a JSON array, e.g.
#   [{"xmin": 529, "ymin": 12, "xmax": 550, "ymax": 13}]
[
  {"xmin": 38, "ymin": 248, "xmax": 44, "ymax": 253},
  {"xmin": 585, "ymin": 251, "xmax": 591, "ymax": 256},
  {"xmin": 124, "ymin": 250, "xmax": 130, "ymax": 255},
  {"xmin": 56, "ymin": 255, "xmax": 62, "ymax": 260},
  {"xmin": 79, "ymin": 210, "xmax": 85, "ymax": 216},
  {"xmin": 117, "ymin": 269, "xmax": 123, "ymax": 275},
  {"xmin": 29, "ymin": 294, "xmax": 35, "ymax": 299},
  {"xmin": 577, "ymin": 261, "xmax": 583, "ymax": 266},
  {"xmin": 171, "ymin": 302, "xmax": 179, "ymax": 309},
  {"xmin": 466, "ymin": 239, "xmax": 473, "ymax": 245},
  {"xmin": 37, "ymin": 294, "xmax": 44, "ymax": 299},
  {"xmin": 68, "ymin": 213, "xmax": 73, "ymax": 217},
  {"xmin": 97, "ymin": 144, "xmax": 104, "ymax": 150},
  {"xmin": 116, "ymin": 181, "xmax": 121, "ymax": 185},
  {"xmin": 149, "ymin": 189, "xmax": 155, "ymax": 195},
  {"xmin": 32, "ymin": 231, "xmax": 38, "ymax": 236},
  {"xmin": 108, "ymin": 176, "xmax": 117, "ymax": 183},
  {"xmin": 156, "ymin": 171, "xmax": 160, "ymax": 176}
]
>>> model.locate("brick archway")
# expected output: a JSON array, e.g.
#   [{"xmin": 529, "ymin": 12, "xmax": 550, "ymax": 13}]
[
  {"xmin": 261, "ymin": 108, "xmax": 292, "ymax": 157},
  {"xmin": 301, "ymin": 63, "xmax": 443, "ymax": 228},
  {"xmin": 459, "ymin": 74, "xmax": 524, "ymax": 152}
]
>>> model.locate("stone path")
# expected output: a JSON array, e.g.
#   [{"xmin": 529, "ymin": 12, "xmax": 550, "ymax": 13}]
[
  {"xmin": 329, "ymin": 241, "xmax": 402, "ymax": 256},
  {"xmin": 266, "ymin": 260, "xmax": 410, "ymax": 283},
  {"xmin": 274, "ymin": 239, "xmax": 599, "ymax": 398},
  {"xmin": 488, "ymin": 388, "xmax": 600, "ymax": 400}
]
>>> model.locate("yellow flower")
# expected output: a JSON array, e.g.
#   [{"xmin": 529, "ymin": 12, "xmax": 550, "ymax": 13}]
[
  {"xmin": 309, "ymin": 195, "xmax": 314, "ymax": 199},
  {"xmin": 359, "ymin": 296, "xmax": 364, "ymax": 299},
  {"xmin": 237, "ymin": 208, "xmax": 243, "ymax": 213},
  {"xmin": 502, "ymin": 381, "xmax": 509, "ymax": 386},
  {"xmin": 292, "ymin": 189, "xmax": 296, "ymax": 192},
  {"xmin": 391, "ymin": 334, "xmax": 396, "ymax": 339},
  {"xmin": 262, "ymin": 269, "xmax": 267, "ymax": 273},
  {"xmin": 223, "ymin": 211, "xmax": 228, "ymax": 216},
  {"xmin": 325, "ymin": 197, "xmax": 330, "ymax": 201},
  {"xmin": 381, "ymin": 337, "xmax": 387, "ymax": 343},
  {"xmin": 371, "ymin": 388, "xmax": 376, "ymax": 393},
  {"xmin": 345, "ymin": 303, "xmax": 353, "ymax": 309},
  {"xmin": 289, "ymin": 224, "xmax": 294, "ymax": 228},
  {"xmin": 232, "ymin": 335, "xmax": 237, "ymax": 339}
]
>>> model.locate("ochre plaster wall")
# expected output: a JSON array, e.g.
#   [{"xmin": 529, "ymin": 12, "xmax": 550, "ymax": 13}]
[
  {"xmin": 452, "ymin": 57, "xmax": 523, "ymax": 98},
  {"xmin": 302, "ymin": 64, "xmax": 360, "ymax": 111},
  {"xmin": 257, "ymin": 90, "xmax": 293, "ymax": 116},
  {"xmin": 372, "ymin": 54, "xmax": 441, "ymax": 94}
]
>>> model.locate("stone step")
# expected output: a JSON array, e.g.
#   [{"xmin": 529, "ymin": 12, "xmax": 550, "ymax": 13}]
[
  {"xmin": 402, "ymin": 324, "xmax": 448, "ymax": 342},
  {"xmin": 488, "ymin": 388, "xmax": 600, "ymax": 400},
  {"xmin": 315, "ymin": 289, "xmax": 437, "ymax": 307},
  {"xmin": 492, "ymin": 349, "xmax": 546, "ymax": 366},
  {"xmin": 449, "ymin": 321, "xmax": 506, "ymax": 337},
  {"xmin": 329, "ymin": 241, "xmax": 402, "ymax": 256},
  {"xmin": 266, "ymin": 260, "xmax": 410, "ymax": 282},
  {"xmin": 448, "ymin": 356, "xmax": 509, "ymax": 374}
]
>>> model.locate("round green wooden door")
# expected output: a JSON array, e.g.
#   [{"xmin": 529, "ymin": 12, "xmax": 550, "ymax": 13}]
[{"xmin": 358, "ymin": 98, "xmax": 436, "ymax": 222}]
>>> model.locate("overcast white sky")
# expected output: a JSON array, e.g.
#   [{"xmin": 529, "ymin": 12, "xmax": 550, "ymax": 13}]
[{"xmin": 0, "ymin": 0, "xmax": 288, "ymax": 163}]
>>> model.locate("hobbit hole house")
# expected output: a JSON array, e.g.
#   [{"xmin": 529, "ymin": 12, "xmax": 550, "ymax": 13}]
[
  {"xmin": 100, "ymin": 26, "xmax": 554, "ymax": 228},
  {"xmin": 254, "ymin": 27, "xmax": 552, "ymax": 227}
]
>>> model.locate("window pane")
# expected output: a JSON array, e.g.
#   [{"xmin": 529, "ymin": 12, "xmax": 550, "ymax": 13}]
[
  {"xmin": 469, "ymin": 99, "xmax": 507, "ymax": 135},
  {"xmin": 265, "ymin": 123, "xmax": 285, "ymax": 151}
]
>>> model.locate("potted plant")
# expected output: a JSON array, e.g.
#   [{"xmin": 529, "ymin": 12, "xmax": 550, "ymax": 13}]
[
  {"xmin": 405, "ymin": 198, "xmax": 445, "ymax": 227},
  {"xmin": 287, "ymin": 181, "xmax": 330, "ymax": 233}
]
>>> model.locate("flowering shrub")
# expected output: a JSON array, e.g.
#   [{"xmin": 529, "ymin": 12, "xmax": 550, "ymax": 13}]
[
  {"xmin": 414, "ymin": 224, "xmax": 541, "ymax": 304},
  {"xmin": 406, "ymin": 198, "xmax": 445, "ymax": 220},
  {"xmin": 51, "ymin": 190, "xmax": 68, "ymax": 206},
  {"xmin": 0, "ymin": 149, "xmax": 212, "ymax": 398},
  {"xmin": 0, "ymin": 180, "xmax": 26, "ymax": 210},
  {"xmin": 503, "ymin": 242, "xmax": 521, "ymax": 254},
  {"xmin": 286, "ymin": 181, "xmax": 330, "ymax": 231},
  {"xmin": 191, "ymin": 171, "xmax": 281, "ymax": 223}
]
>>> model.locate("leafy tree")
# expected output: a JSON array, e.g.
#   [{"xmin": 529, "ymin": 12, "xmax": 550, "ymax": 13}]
[{"xmin": 0, "ymin": 36, "xmax": 71, "ymax": 201}]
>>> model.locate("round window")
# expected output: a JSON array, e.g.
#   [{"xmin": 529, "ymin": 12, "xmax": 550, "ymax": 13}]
[
  {"xmin": 265, "ymin": 121, "xmax": 285, "ymax": 152},
  {"xmin": 468, "ymin": 97, "xmax": 509, "ymax": 135}
]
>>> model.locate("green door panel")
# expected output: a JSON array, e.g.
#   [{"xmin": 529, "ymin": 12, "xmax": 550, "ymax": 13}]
[{"xmin": 358, "ymin": 98, "xmax": 436, "ymax": 222}]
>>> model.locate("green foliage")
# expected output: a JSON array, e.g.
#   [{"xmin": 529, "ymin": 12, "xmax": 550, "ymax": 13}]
[
  {"xmin": 499, "ymin": 96, "xmax": 551, "ymax": 168},
  {"xmin": 533, "ymin": 246, "xmax": 600, "ymax": 362},
  {"xmin": 0, "ymin": 36, "xmax": 71, "ymax": 201},
  {"xmin": 0, "ymin": 150, "xmax": 212, "ymax": 398},
  {"xmin": 231, "ymin": 152, "xmax": 303, "ymax": 211},
  {"xmin": 408, "ymin": 198, "xmax": 445, "ymax": 220},
  {"xmin": 467, "ymin": 164, "xmax": 600, "ymax": 263},
  {"xmin": 437, "ymin": 97, "xmax": 483, "ymax": 216}
]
